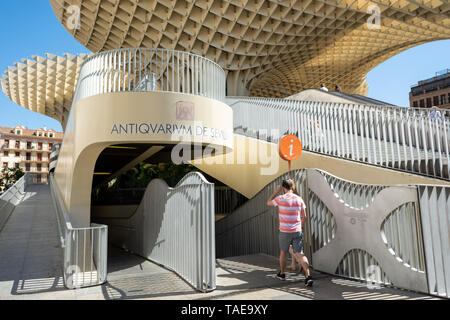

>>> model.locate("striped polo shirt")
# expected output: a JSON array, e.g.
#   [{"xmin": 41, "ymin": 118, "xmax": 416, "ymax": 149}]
[{"xmin": 272, "ymin": 193, "xmax": 306, "ymax": 232}]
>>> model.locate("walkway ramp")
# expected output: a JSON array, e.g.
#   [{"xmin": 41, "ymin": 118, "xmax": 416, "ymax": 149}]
[
  {"xmin": 104, "ymin": 245, "xmax": 198, "ymax": 299},
  {"xmin": 0, "ymin": 184, "xmax": 65, "ymax": 297},
  {"xmin": 227, "ymin": 96, "xmax": 450, "ymax": 182},
  {"xmin": 285, "ymin": 88, "xmax": 397, "ymax": 106}
]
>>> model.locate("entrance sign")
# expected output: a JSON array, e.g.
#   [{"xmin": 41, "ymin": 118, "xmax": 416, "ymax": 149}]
[{"xmin": 279, "ymin": 134, "xmax": 302, "ymax": 170}]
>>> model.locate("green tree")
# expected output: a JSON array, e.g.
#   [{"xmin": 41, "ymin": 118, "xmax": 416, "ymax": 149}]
[
  {"xmin": 92, "ymin": 162, "xmax": 197, "ymax": 204},
  {"xmin": 0, "ymin": 167, "xmax": 25, "ymax": 185},
  {"xmin": 117, "ymin": 162, "xmax": 196, "ymax": 188}
]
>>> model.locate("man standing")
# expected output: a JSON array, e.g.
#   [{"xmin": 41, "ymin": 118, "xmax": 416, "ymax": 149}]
[
  {"xmin": 319, "ymin": 83, "xmax": 328, "ymax": 92},
  {"xmin": 429, "ymin": 106, "xmax": 442, "ymax": 124},
  {"xmin": 267, "ymin": 179, "xmax": 313, "ymax": 287}
]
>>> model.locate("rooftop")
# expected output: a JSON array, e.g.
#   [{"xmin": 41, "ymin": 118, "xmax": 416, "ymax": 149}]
[
  {"xmin": 0, "ymin": 126, "xmax": 63, "ymax": 140},
  {"xmin": 412, "ymin": 69, "xmax": 450, "ymax": 88}
]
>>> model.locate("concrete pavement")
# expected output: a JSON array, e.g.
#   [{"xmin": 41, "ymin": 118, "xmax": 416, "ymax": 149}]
[
  {"xmin": 0, "ymin": 249, "xmax": 440, "ymax": 300},
  {"xmin": 0, "ymin": 185, "xmax": 65, "ymax": 299},
  {"xmin": 0, "ymin": 185, "xmax": 441, "ymax": 300}
]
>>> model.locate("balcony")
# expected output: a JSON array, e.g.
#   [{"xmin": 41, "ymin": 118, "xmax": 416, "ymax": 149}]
[
  {"xmin": 22, "ymin": 158, "xmax": 49, "ymax": 163},
  {"xmin": 26, "ymin": 168, "xmax": 48, "ymax": 173},
  {"xmin": 74, "ymin": 48, "xmax": 226, "ymax": 104},
  {"xmin": 2, "ymin": 146, "xmax": 21, "ymax": 152},
  {"xmin": 2, "ymin": 144, "xmax": 52, "ymax": 153}
]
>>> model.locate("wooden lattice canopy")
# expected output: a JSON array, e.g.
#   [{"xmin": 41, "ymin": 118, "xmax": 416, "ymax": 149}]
[
  {"xmin": 2, "ymin": 1, "xmax": 450, "ymax": 128},
  {"xmin": 49, "ymin": 0, "xmax": 450, "ymax": 97},
  {"xmin": 1, "ymin": 53, "xmax": 89, "ymax": 128}
]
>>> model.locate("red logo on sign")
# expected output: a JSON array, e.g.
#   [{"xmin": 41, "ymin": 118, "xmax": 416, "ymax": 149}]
[{"xmin": 176, "ymin": 101, "xmax": 195, "ymax": 120}]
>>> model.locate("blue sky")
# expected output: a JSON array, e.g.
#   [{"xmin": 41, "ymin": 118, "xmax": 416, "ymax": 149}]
[
  {"xmin": 367, "ymin": 40, "xmax": 450, "ymax": 105},
  {"xmin": 0, "ymin": 1, "xmax": 449, "ymax": 132},
  {"xmin": 0, "ymin": 1, "xmax": 89, "ymax": 132}
]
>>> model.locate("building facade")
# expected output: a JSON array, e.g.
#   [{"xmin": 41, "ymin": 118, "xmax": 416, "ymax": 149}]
[
  {"xmin": 0, "ymin": 126, "xmax": 63, "ymax": 183},
  {"xmin": 409, "ymin": 69, "xmax": 450, "ymax": 109}
]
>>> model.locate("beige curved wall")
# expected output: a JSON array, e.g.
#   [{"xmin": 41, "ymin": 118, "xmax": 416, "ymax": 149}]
[
  {"xmin": 54, "ymin": 89, "xmax": 450, "ymax": 227},
  {"xmin": 54, "ymin": 91, "xmax": 233, "ymax": 227},
  {"xmin": 193, "ymin": 135, "xmax": 450, "ymax": 199}
]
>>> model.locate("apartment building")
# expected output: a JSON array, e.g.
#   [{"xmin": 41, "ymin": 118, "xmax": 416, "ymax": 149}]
[
  {"xmin": 409, "ymin": 69, "xmax": 450, "ymax": 109},
  {"xmin": 0, "ymin": 126, "xmax": 63, "ymax": 183}
]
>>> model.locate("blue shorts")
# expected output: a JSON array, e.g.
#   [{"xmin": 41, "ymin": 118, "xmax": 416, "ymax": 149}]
[{"xmin": 279, "ymin": 231, "xmax": 303, "ymax": 254}]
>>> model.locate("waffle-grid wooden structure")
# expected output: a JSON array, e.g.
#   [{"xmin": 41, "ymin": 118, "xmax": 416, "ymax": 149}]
[{"xmin": 49, "ymin": 0, "xmax": 450, "ymax": 97}]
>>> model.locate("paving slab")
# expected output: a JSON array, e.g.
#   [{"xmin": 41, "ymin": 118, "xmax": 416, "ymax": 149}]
[{"xmin": 0, "ymin": 184, "xmax": 64, "ymax": 299}]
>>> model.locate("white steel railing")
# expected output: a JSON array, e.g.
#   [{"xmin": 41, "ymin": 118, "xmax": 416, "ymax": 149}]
[
  {"xmin": 99, "ymin": 172, "xmax": 216, "ymax": 292},
  {"xmin": 49, "ymin": 145, "xmax": 60, "ymax": 173},
  {"xmin": 0, "ymin": 174, "xmax": 29, "ymax": 231},
  {"xmin": 229, "ymin": 97, "xmax": 450, "ymax": 181},
  {"xmin": 74, "ymin": 48, "xmax": 226, "ymax": 104},
  {"xmin": 49, "ymin": 175, "xmax": 108, "ymax": 289},
  {"xmin": 418, "ymin": 185, "xmax": 450, "ymax": 298}
]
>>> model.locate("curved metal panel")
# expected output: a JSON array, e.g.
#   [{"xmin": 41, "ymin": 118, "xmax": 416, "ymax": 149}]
[
  {"xmin": 308, "ymin": 191, "xmax": 336, "ymax": 253},
  {"xmin": 319, "ymin": 171, "xmax": 386, "ymax": 210},
  {"xmin": 106, "ymin": 172, "xmax": 216, "ymax": 292},
  {"xmin": 307, "ymin": 169, "xmax": 428, "ymax": 293},
  {"xmin": 418, "ymin": 186, "xmax": 450, "ymax": 298},
  {"xmin": 336, "ymin": 249, "xmax": 391, "ymax": 285},
  {"xmin": 381, "ymin": 202, "xmax": 425, "ymax": 272}
]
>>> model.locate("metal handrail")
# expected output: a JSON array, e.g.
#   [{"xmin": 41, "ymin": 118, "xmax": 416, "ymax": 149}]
[
  {"xmin": 0, "ymin": 173, "xmax": 45, "ymax": 231},
  {"xmin": 230, "ymin": 97, "xmax": 450, "ymax": 180},
  {"xmin": 73, "ymin": 48, "xmax": 226, "ymax": 104},
  {"xmin": 0, "ymin": 174, "xmax": 28, "ymax": 231},
  {"xmin": 0, "ymin": 176, "xmax": 25, "ymax": 203},
  {"xmin": 49, "ymin": 174, "xmax": 108, "ymax": 289},
  {"xmin": 227, "ymin": 96, "xmax": 450, "ymax": 117}
]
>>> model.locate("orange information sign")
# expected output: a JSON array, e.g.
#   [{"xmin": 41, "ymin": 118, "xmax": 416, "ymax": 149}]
[
  {"xmin": 279, "ymin": 134, "xmax": 302, "ymax": 161},
  {"xmin": 279, "ymin": 135, "xmax": 302, "ymax": 171}
]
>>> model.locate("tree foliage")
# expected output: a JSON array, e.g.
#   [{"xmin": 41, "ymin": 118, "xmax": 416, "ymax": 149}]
[
  {"xmin": 0, "ymin": 167, "xmax": 25, "ymax": 186},
  {"xmin": 92, "ymin": 162, "xmax": 197, "ymax": 205},
  {"xmin": 117, "ymin": 162, "xmax": 196, "ymax": 188}
]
